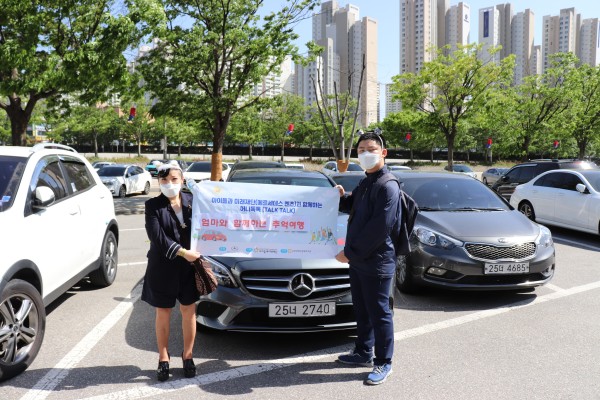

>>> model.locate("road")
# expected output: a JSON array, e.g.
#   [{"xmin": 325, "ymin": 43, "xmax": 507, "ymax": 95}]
[{"xmin": 2, "ymin": 180, "xmax": 600, "ymax": 400}]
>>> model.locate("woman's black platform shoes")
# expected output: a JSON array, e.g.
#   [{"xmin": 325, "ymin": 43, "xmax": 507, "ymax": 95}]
[
  {"xmin": 157, "ymin": 360, "xmax": 170, "ymax": 381},
  {"xmin": 182, "ymin": 354, "xmax": 196, "ymax": 378}
]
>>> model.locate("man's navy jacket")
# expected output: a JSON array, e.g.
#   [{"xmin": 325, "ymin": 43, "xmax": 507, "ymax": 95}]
[{"xmin": 339, "ymin": 165, "xmax": 400, "ymax": 277}]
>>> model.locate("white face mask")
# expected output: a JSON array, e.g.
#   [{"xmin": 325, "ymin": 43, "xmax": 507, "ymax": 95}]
[
  {"xmin": 358, "ymin": 151, "xmax": 381, "ymax": 170},
  {"xmin": 160, "ymin": 183, "xmax": 181, "ymax": 198}
]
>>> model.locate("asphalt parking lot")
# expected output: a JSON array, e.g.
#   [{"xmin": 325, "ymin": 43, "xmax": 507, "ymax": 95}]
[{"xmin": 3, "ymin": 178, "xmax": 600, "ymax": 400}]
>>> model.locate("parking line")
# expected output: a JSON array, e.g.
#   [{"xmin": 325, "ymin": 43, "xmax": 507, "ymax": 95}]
[
  {"xmin": 76, "ymin": 279, "xmax": 600, "ymax": 400},
  {"xmin": 544, "ymin": 283, "xmax": 563, "ymax": 292},
  {"xmin": 120, "ymin": 228, "xmax": 146, "ymax": 232},
  {"xmin": 20, "ymin": 282, "xmax": 144, "ymax": 400},
  {"xmin": 118, "ymin": 261, "xmax": 147, "ymax": 267}
]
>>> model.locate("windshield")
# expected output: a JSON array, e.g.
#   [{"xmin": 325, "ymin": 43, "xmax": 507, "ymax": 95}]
[
  {"xmin": 230, "ymin": 176, "xmax": 333, "ymax": 187},
  {"xmin": 453, "ymin": 165, "xmax": 472, "ymax": 172},
  {"xmin": 0, "ymin": 156, "xmax": 27, "ymax": 212},
  {"xmin": 332, "ymin": 175, "xmax": 363, "ymax": 192},
  {"xmin": 97, "ymin": 166, "xmax": 126, "ymax": 177},
  {"xmin": 347, "ymin": 163, "xmax": 364, "ymax": 172},
  {"xmin": 188, "ymin": 163, "xmax": 211, "ymax": 173},
  {"xmin": 401, "ymin": 177, "xmax": 509, "ymax": 211}
]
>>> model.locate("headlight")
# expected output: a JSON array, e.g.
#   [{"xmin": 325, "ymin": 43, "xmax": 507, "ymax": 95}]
[
  {"xmin": 415, "ymin": 226, "xmax": 463, "ymax": 250},
  {"xmin": 535, "ymin": 225, "xmax": 553, "ymax": 248},
  {"xmin": 205, "ymin": 258, "xmax": 237, "ymax": 288}
]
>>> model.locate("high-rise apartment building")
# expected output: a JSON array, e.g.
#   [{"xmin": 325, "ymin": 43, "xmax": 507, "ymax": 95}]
[
  {"xmin": 310, "ymin": 1, "xmax": 378, "ymax": 127},
  {"xmin": 385, "ymin": 84, "xmax": 402, "ymax": 116},
  {"xmin": 579, "ymin": 18, "xmax": 600, "ymax": 67},
  {"xmin": 446, "ymin": 2, "xmax": 471, "ymax": 53},
  {"xmin": 400, "ymin": 0, "xmax": 449, "ymax": 74},
  {"xmin": 478, "ymin": 4, "xmax": 537, "ymax": 83},
  {"xmin": 479, "ymin": 7, "xmax": 501, "ymax": 64},
  {"xmin": 512, "ymin": 9, "xmax": 535, "ymax": 84},
  {"xmin": 542, "ymin": 8, "xmax": 581, "ymax": 72}
]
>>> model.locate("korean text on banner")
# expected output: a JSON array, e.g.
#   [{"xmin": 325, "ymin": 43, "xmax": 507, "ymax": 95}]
[{"xmin": 189, "ymin": 181, "xmax": 344, "ymax": 259}]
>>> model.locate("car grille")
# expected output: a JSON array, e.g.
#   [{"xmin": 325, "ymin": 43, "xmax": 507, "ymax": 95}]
[
  {"xmin": 240, "ymin": 268, "xmax": 350, "ymax": 301},
  {"xmin": 465, "ymin": 242, "xmax": 536, "ymax": 261}
]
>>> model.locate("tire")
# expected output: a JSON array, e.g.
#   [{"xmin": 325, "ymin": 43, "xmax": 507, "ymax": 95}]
[
  {"xmin": 143, "ymin": 181, "xmax": 151, "ymax": 195},
  {"xmin": 518, "ymin": 201, "xmax": 536, "ymax": 221},
  {"xmin": 89, "ymin": 231, "xmax": 118, "ymax": 287},
  {"xmin": 395, "ymin": 255, "xmax": 419, "ymax": 294},
  {"xmin": 0, "ymin": 279, "xmax": 46, "ymax": 382},
  {"xmin": 118, "ymin": 185, "xmax": 126, "ymax": 198},
  {"xmin": 482, "ymin": 177, "xmax": 488, "ymax": 185}
]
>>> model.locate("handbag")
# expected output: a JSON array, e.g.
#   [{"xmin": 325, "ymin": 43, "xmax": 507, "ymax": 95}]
[{"xmin": 191, "ymin": 256, "xmax": 218, "ymax": 296}]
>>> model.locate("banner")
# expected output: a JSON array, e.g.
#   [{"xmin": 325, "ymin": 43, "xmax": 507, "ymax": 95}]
[{"xmin": 189, "ymin": 181, "xmax": 345, "ymax": 259}]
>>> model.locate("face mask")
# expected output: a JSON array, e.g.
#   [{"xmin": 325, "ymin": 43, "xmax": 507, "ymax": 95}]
[
  {"xmin": 358, "ymin": 151, "xmax": 381, "ymax": 170},
  {"xmin": 160, "ymin": 183, "xmax": 181, "ymax": 198}
]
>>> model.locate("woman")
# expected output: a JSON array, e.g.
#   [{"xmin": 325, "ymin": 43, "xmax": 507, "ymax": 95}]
[{"xmin": 142, "ymin": 162, "xmax": 200, "ymax": 381}]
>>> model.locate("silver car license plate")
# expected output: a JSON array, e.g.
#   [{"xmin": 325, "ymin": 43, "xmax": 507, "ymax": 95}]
[
  {"xmin": 268, "ymin": 302, "xmax": 336, "ymax": 318},
  {"xmin": 484, "ymin": 262, "xmax": 530, "ymax": 274}
]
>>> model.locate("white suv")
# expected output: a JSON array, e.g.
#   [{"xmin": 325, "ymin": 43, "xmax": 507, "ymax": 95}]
[{"xmin": 0, "ymin": 144, "xmax": 119, "ymax": 381}]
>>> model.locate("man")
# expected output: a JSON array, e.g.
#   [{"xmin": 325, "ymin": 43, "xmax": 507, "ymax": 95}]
[{"xmin": 335, "ymin": 131, "xmax": 400, "ymax": 385}]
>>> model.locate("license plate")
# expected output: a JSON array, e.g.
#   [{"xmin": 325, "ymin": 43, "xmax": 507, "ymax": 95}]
[
  {"xmin": 268, "ymin": 302, "xmax": 336, "ymax": 318},
  {"xmin": 484, "ymin": 262, "xmax": 530, "ymax": 274}
]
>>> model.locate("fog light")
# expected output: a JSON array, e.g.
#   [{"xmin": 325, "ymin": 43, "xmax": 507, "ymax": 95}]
[{"xmin": 426, "ymin": 267, "xmax": 447, "ymax": 276}]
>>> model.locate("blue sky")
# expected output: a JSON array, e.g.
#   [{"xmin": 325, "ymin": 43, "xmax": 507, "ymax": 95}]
[{"xmin": 265, "ymin": 0, "xmax": 600, "ymax": 84}]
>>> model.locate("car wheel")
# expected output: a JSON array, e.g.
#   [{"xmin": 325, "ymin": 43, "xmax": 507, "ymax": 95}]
[
  {"xmin": 89, "ymin": 231, "xmax": 118, "ymax": 287},
  {"xmin": 518, "ymin": 201, "xmax": 536, "ymax": 221},
  {"xmin": 143, "ymin": 181, "xmax": 151, "ymax": 195},
  {"xmin": 118, "ymin": 185, "xmax": 126, "ymax": 198},
  {"xmin": 0, "ymin": 279, "xmax": 46, "ymax": 382},
  {"xmin": 395, "ymin": 255, "xmax": 419, "ymax": 294},
  {"xmin": 482, "ymin": 177, "xmax": 488, "ymax": 185}
]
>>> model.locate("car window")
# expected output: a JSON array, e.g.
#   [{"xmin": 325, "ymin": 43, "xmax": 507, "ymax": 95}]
[
  {"xmin": 535, "ymin": 172, "xmax": 565, "ymax": 189},
  {"xmin": 347, "ymin": 163, "xmax": 363, "ymax": 172},
  {"xmin": 35, "ymin": 159, "xmax": 69, "ymax": 202},
  {"xmin": 332, "ymin": 175, "xmax": 364, "ymax": 192},
  {"xmin": 0, "ymin": 155, "xmax": 27, "ymax": 212},
  {"xmin": 289, "ymin": 178, "xmax": 332, "ymax": 187},
  {"xmin": 61, "ymin": 158, "xmax": 95, "ymax": 193},
  {"xmin": 504, "ymin": 167, "xmax": 522, "ymax": 181},
  {"xmin": 404, "ymin": 178, "xmax": 508, "ymax": 211},
  {"xmin": 98, "ymin": 166, "xmax": 126, "ymax": 177},
  {"xmin": 222, "ymin": 163, "xmax": 229, "ymax": 171},
  {"xmin": 561, "ymin": 174, "xmax": 583, "ymax": 191},
  {"xmin": 519, "ymin": 166, "xmax": 536, "ymax": 182},
  {"xmin": 188, "ymin": 163, "xmax": 211, "ymax": 172}
]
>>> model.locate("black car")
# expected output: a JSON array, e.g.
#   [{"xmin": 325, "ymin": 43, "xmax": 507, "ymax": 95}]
[
  {"xmin": 196, "ymin": 168, "xmax": 356, "ymax": 332},
  {"xmin": 491, "ymin": 159, "xmax": 598, "ymax": 201},
  {"xmin": 228, "ymin": 160, "xmax": 286, "ymax": 175}
]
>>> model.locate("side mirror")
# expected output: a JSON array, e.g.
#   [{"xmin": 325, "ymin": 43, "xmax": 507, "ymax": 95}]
[
  {"xmin": 576, "ymin": 183, "xmax": 587, "ymax": 194},
  {"xmin": 32, "ymin": 186, "xmax": 55, "ymax": 209}
]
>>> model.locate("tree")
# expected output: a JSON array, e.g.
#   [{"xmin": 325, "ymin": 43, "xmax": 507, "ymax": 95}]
[
  {"xmin": 0, "ymin": 1, "xmax": 138, "ymax": 145},
  {"xmin": 135, "ymin": 0, "xmax": 317, "ymax": 180},
  {"xmin": 563, "ymin": 63, "xmax": 600, "ymax": 159},
  {"xmin": 227, "ymin": 103, "xmax": 267, "ymax": 159},
  {"xmin": 486, "ymin": 53, "xmax": 576, "ymax": 160},
  {"xmin": 263, "ymin": 94, "xmax": 306, "ymax": 161},
  {"xmin": 391, "ymin": 44, "xmax": 515, "ymax": 168},
  {"xmin": 310, "ymin": 53, "xmax": 366, "ymax": 170}
]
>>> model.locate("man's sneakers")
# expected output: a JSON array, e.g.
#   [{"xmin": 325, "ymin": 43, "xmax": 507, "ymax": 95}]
[
  {"xmin": 365, "ymin": 363, "xmax": 393, "ymax": 385},
  {"xmin": 336, "ymin": 349, "xmax": 374, "ymax": 367}
]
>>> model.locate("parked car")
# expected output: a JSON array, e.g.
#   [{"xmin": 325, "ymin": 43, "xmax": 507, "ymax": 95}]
[
  {"xmin": 196, "ymin": 168, "xmax": 356, "ymax": 332},
  {"xmin": 97, "ymin": 164, "xmax": 152, "ymax": 198},
  {"xmin": 183, "ymin": 161, "xmax": 231, "ymax": 184},
  {"xmin": 145, "ymin": 159, "xmax": 164, "ymax": 177},
  {"xmin": 391, "ymin": 171, "xmax": 555, "ymax": 293},
  {"xmin": 481, "ymin": 167, "xmax": 509, "ymax": 186},
  {"xmin": 228, "ymin": 160, "xmax": 286, "ymax": 175},
  {"xmin": 0, "ymin": 143, "xmax": 119, "ymax": 381},
  {"xmin": 444, "ymin": 164, "xmax": 477, "ymax": 179},
  {"xmin": 491, "ymin": 159, "xmax": 598, "ymax": 201},
  {"xmin": 91, "ymin": 161, "xmax": 115, "ymax": 171},
  {"xmin": 388, "ymin": 165, "xmax": 412, "ymax": 171},
  {"xmin": 321, "ymin": 160, "xmax": 364, "ymax": 176},
  {"xmin": 510, "ymin": 169, "xmax": 600, "ymax": 235},
  {"xmin": 330, "ymin": 171, "xmax": 366, "ymax": 194}
]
